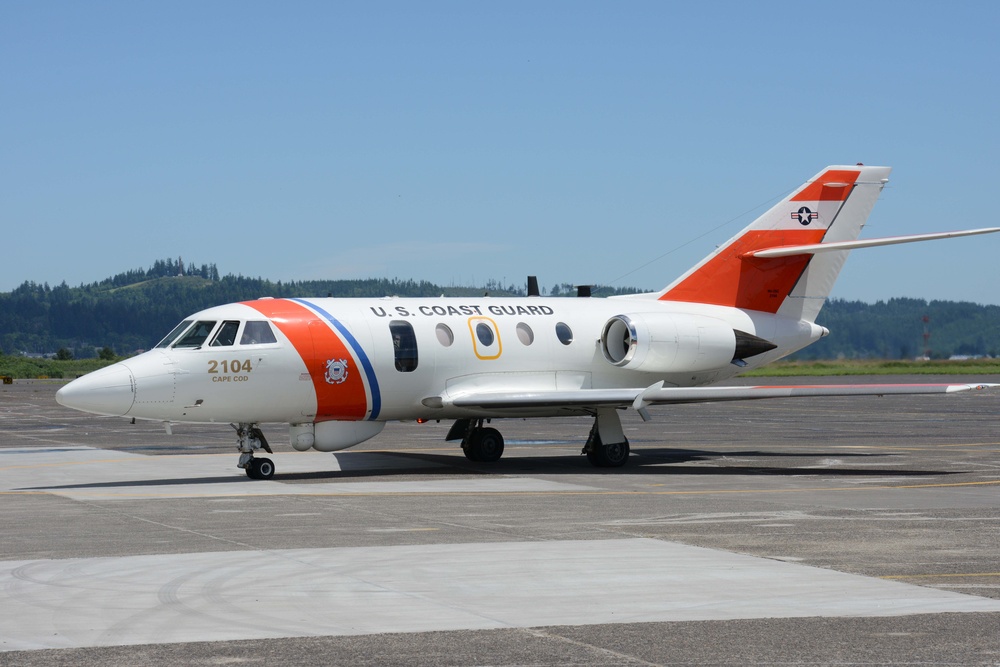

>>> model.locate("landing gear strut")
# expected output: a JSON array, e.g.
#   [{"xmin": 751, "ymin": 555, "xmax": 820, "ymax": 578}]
[
  {"xmin": 234, "ymin": 423, "xmax": 275, "ymax": 479},
  {"xmin": 449, "ymin": 418, "xmax": 505, "ymax": 462},
  {"xmin": 582, "ymin": 408, "xmax": 630, "ymax": 468}
]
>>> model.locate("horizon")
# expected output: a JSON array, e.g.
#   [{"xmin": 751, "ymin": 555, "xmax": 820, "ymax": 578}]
[{"xmin": 5, "ymin": 258, "xmax": 999, "ymax": 308}]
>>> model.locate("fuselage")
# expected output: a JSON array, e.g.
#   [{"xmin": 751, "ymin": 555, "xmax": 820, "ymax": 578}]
[
  {"xmin": 56, "ymin": 295, "xmax": 825, "ymax": 426},
  {"xmin": 51, "ymin": 165, "xmax": 1000, "ymax": 476}
]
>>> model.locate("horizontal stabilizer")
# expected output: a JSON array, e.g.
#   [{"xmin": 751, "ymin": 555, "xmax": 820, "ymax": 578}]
[{"xmin": 743, "ymin": 227, "xmax": 1000, "ymax": 259}]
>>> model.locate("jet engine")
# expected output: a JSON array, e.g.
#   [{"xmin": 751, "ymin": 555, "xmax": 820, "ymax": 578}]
[
  {"xmin": 290, "ymin": 421, "xmax": 386, "ymax": 452},
  {"xmin": 600, "ymin": 313, "xmax": 776, "ymax": 374}
]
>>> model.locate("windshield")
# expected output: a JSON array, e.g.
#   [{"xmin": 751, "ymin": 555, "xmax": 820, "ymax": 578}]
[
  {"xmin": 155, "ymin": 320, "xmax": 193, "ymax": 349},
  {"xmin": 173, "ymin": 320, "xmax": 217, "ymax": 348}
]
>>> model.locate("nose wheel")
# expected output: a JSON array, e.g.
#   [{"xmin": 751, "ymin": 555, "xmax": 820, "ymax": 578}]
[
  {"xmin": 246, "ymin": 456, "xmax": 275, "ymax": 480},
  {"xmin": 234, "ymin": 423, "xmax": 275, "ymax": 480}
]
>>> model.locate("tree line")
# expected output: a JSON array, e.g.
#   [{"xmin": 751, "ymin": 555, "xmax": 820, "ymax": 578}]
[
  {"xmin": 0, "ymin": 260, "xmax": 644, "ymax": 357},
  {"xmin": 1, "ymin": 259, "xmax": 998, "ymax": 360}
]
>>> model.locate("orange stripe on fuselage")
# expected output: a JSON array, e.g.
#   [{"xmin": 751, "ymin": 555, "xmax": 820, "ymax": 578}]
[
  {"xmin": 790, "ymin": 169, "xmax": 860, "ymax": 202},
  {"xmin": 660, "ymin": 229, "xmax": 826, "ymax": 313},
  {"xmin": 243, "ymin": 299, "xmax": 369, "ymax": 421}
]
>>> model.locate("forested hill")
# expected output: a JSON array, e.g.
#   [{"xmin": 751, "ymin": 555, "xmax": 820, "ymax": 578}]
[
  {"xmin": 0, "ymin": 259, "xmax": 639, "ymax": 356},
  {"xmin": 1, "ymin": 259, "xmax": 998, "ymax": 360},
  {"xmin": 800, "ymin": 298, "xmax": 1000, "ymax": 360}
]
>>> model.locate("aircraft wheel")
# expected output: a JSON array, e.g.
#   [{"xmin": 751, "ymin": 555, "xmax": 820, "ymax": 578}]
[
  {"xmin": 247, "ymin": 457, "xmax": 275, "ymax": 480},
  {"xmin": 588, "ymin": 439, "xmax": 630, "ymax": 468},
  {"xmin": 465, "ymin": 427, "xmax": 505, "ymax": 462}
]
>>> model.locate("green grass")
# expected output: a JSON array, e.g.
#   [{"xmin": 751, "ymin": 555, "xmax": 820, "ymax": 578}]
[{"xmin": 0, "ymin": 356, "xmax": 117, "ymax": 380}]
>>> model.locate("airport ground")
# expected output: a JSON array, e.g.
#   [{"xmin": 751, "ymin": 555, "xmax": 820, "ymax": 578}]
[{"xmin": 1, "ymin": 376, "xmax": 999, "ymax": 666}]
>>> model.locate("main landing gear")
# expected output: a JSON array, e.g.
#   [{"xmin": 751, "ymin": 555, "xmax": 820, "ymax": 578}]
[
  {"xmin": 449, "ymin": 418, "xmax": 506, "ymax": 462},
  {"xmin": 234, "ymin": 423, "xmax": 275, "ymax": 480},
  {"xmin": 582, "ymin": 423, "xmax": 630, "ymax": 467},
  {"xmin": 447, "ymin": 408, "xmax": 630, "ymax": 468}
]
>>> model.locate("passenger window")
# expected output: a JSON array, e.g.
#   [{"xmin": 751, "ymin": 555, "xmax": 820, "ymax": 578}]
[
  {"xmin": 469, "ymin": 317, "xmax": 501, "ymax": 360},
  {"xmin": 241, "ymin": 321, "xmax": 278, "ymax": 345},
  {"xmin": 174, "ymin": 320, "xmax": 217, "ymax": 348},
  {"xmin": 155, "ymin": 320, "xmax": 193, "ymax": 348},
  {"xmin": 389, "ymin": 320, "xmax": 418, "ymax": 372},
  {"xmin": 555, "ymin": 322, "xmax": 574, "ymax": 345},
  {"xmin": 475, "ymin": 322, "xmax": 495, "ymax": 346},
  {"xmin": 516, "ymin": 322, "xmax": 534, "ymax": 345},
  {"xmin": 210, "ymin": 321, "xmax": 240, "ymax": 347},
  {"xmin": 436, "ymin": 323, "xmax": 454, "ymax": 347}
]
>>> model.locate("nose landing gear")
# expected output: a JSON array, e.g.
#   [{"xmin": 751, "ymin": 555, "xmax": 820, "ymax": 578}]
[{"xmin": 234, "ymin": 423, "xmax": 275, "ymax": 479}]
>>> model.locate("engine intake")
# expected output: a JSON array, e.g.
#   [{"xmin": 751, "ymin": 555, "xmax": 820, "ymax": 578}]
[{"xmin": 600, "ymin": 313, "xmax": 775, "ymax": 373}]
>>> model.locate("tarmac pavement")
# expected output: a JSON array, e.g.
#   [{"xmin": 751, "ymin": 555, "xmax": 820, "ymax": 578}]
[{"xmin": 1, "ymin": 376, "xmax": 999, "ymax": 665}]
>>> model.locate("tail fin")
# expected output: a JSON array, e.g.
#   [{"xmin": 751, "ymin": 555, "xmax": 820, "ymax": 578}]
[{"xmin": 658, "ymin": 165, "xmax": 891, "ymax": 322}]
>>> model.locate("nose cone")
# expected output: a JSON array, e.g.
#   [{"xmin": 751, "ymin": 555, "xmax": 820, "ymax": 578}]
[{"xmin": 56, "ymin": 363, "xmax": 136, "ymax": 417}]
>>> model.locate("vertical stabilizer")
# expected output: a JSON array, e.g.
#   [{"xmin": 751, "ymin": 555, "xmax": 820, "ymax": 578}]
[{"xmin": 657, "ymin": 165, "xmax": 891, "ymax": 321}]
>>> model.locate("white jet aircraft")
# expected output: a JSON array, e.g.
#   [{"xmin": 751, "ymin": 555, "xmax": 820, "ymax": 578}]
[{"xmin": 56, "ymin": 165, "xmax": 1000, "ymax": 479}]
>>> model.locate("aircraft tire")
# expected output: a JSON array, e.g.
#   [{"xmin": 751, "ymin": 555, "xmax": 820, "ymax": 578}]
[
  {"xmin": 246, "ymin": 457, "xmax": 275, "ymax": 480},
  {"xmin": 465, "ymin": 427, "xmax": 504, "ymax": 463},
  {"xmin": 588, "ymin": 439, "xmax": 630, "ymax": 468}
]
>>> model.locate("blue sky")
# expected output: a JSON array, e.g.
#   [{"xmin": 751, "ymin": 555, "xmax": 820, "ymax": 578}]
[{"xmin": 3, "ymin": 1, "xmax": 999, "ymax": 303}]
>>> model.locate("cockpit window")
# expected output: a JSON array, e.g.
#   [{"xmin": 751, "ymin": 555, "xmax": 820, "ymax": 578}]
[
  {"xmin": 173, "ymin": 320, "xmax": 217, "ymax": 348},
  {"xmin": 210, "ymin": 321, "xmax": 241, "ymax": 347},
  {"xmin": 155, "ymin": 320, "xmax": 193, "ymax": 349},
  {"xmin": 240, "ymin": 321, "xmax": 277, "ymax": 345}
]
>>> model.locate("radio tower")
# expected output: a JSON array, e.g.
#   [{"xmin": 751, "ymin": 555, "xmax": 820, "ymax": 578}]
[{"xmin": 922, "ymin": 315, "xmax": 931, "ymax": 360}]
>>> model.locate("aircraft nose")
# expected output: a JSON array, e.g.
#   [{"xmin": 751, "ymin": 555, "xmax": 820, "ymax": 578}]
[{"xmin": 56, "ymin": 363, "xmax": 136, "ymax": 417}]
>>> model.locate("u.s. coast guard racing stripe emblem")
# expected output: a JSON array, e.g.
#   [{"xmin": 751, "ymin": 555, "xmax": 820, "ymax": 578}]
[
  {"xmin": 242, "ymin": 299, "xmax": 381, "ymax": 421},
  {"xmin": 292, "ymin": 298, "xmax": 382, "ymax": 420}
]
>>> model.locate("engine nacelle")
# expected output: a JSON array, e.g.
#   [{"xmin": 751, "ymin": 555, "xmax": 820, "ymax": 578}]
[
  {"xmin": 290, "ymin": 421, "xmax": 386, "ymax": 452},
  {"xmin": 601, "ymin": 313, "xmax": 739, "ymax": 374}
]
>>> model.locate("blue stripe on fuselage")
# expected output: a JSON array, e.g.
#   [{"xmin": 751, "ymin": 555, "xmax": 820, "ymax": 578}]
[{"xmin": 291, "ymin": 298, "xmax": 382, "ymax": 420}]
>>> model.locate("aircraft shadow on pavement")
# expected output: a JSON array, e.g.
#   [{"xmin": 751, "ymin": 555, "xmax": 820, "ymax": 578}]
[
  {"xmin": 275, "ymin": 447, "xmax": 957, "ymax": 482},
  {"xmin": 372, "ymin": 449, "xmax": 957, "ymax": 479},
  {"xmin": 19, "ymin": 475, "xmax": 251, "ymax": 491},
  {"xmin": 19, "ymin": 448, "xmax": 957, "ymax": 490}
]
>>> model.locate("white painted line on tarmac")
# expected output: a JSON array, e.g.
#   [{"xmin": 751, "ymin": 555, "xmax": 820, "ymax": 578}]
[{"xmin": 0, "ymin": 447, "xmax": 598, "ymax": 499}]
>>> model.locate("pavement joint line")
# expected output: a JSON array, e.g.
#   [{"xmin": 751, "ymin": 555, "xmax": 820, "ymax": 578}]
[
  {"xmin": 520, "ymin": 627, "xmax": 660, "ymax": 667},
  {"xmin": 70, "ymin": 498, "xmax": 269, "ymax": 552},
  {"xmin": 880, "ymin": 573, "xmax": 1000, "ymax": 580}
]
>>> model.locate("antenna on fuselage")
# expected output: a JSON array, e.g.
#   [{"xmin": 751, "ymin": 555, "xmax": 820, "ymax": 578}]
[
  {"xmin": 527, "ymin": 276, "xmax": 540, "ymax": 297},
  {"xmin": 576, "ymin": 285, "xmax": 592, "ymax": 297}
]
